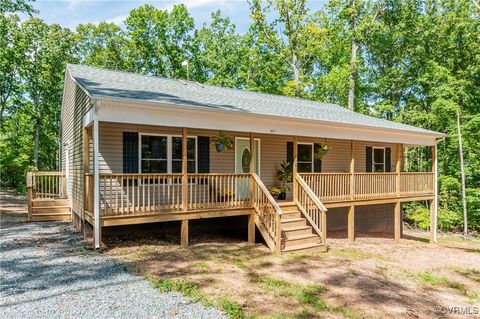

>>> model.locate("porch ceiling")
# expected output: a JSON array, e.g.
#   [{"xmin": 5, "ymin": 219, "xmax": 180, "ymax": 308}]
[{"xmin": 92, "ymin": 100, "xmax": 439, "ymax": 146}]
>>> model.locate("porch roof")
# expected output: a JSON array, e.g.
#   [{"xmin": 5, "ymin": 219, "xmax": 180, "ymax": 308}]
[{"xmin": 68, "ymin": 64, "xmax": 444, "ymax": 140}]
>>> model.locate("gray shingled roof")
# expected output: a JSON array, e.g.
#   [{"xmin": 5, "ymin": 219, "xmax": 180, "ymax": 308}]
[{"xmin": 67, "ymin": 64, "xmax": 443, "ymax": 137}]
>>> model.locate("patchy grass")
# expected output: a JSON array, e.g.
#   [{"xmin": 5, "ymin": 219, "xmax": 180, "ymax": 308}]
[
  {"xmin": 234, "ymin": 260, "xmax": 247, "ymax": 270},
  {"xmin": 452, "ymin": 266, "xmax": 480, "ymax": 283},
  {"xmin": 104, "ymin": 229, "xmax": 480, "ymax": 319},
  {"xmin": 327, "ymin": 247, "xmax": 392, "ymax": 261},
  {"xmin": 281, "ymin": 252, "xmax": 321, "ymax": 264},
  {"xmin": 146, "ymin": 276, "xmax": 248, "ymax": 319},
  {"xmin": 408, "ymin": 270, "xmax": 479, "ymax": 303},
  {"xmin": 148, "ymin": 277, "xmax": 202, "ymax": 300},
  {"xmin": 417, "ymin": 271, "xmax": 468, "ymax": 294}
]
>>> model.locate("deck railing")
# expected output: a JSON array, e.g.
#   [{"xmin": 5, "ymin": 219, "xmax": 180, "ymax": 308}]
[
  {"xmin": 300, "ymin": 173, "xmax": 351, "ymax": 202},
  {"xmin": 26, "ymin": 172, "xmax": 67, "ymax": 199},
  {"xmin": 187, "ymin": 173, "xmax": 251, "ymax": 210},
  {"xmin": 252, "ymin": 173, "xmax": 282, "ymax": 253},
  {"xmin": 354, "ymin": 173, "xmax": 397, "ymax": 199},
  {"xmin": 98, "ymin": 173, "xmax": 251, "ymax": 216},
  {"xmin": 294, "ymin": 173, "xmax": 327, "ymax": 244},
  {"xmin": 99, "ymin": 173, "xmax": 183, "ymax": 215},
  {"xmin": 299, "ymin": 172, "xmax": 434, "ymax": 202},
  {"xmin": 400, "ymin": 172, "xmax": 434, "ymax": 196}
]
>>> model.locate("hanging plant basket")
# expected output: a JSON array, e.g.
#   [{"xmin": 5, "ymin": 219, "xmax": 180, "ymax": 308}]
[{"xmin": 211, "ymin": 131, "xmax": 234, "ymax": 152}]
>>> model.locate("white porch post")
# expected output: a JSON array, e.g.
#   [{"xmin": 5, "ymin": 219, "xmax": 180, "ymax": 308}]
[
  {"xmin": 348, "ymin": 140, "xmax": 355, "ymax": 241},
  {"xmin": 292, "ymin": 136, "xmax": 298, "ymax": 201},
  {"xmin": 430, "ymin": 140, "xmax": 438, "ymax": 244},
  {"xmin": 93, "ymin": 110, "xmax": 101, "ymax": 249}
]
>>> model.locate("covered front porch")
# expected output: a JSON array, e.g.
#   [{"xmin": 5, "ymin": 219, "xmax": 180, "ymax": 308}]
[{"xmin": 68, "ymin": 118, "xmax": 437, "ymax": 252}]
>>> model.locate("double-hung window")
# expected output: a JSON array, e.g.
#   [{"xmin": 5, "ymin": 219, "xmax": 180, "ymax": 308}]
[
  {"xmin": 140, "ymin": 135, "xmax": 197, "ymax": 173},
  {"xmin": 297, "ymin": 143, "xmax": 313, "ymax": 173},
  {"xmin": 141, "ymin": 135, "xmax": 167, "ymax": 173},
  {"xmin": 372, "ymin": 147, "xmax": 385, "ymax": 172}
]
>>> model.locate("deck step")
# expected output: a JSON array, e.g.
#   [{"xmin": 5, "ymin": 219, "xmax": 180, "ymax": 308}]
[
  {"xmin": 277, "ymin": 201, "xmax": 327, "ymax": 253},
  {"xmin": 283, "ymin": 233, "xmax": 320, "ymax": 248},
  {"xmin": 281, "ymin": 217, "xmax": 306, "ymax": 227},
  {"xmin": 282, "ymin": 225, "xmax": 314, "ymax": 237},
  {"xmin": 32, "ymin": 206, "xmax": 71, "ymax": 214},
  {"xmin": 30, "ymin": 200, "xmax": 71, "ymax": 221},
  {"xmin": 282, "ymin": 242, "xmax": 327, "ymax": 253},
  {"xmin": 281, "ymin": 210, "xmax": 301, "ymax": 219},
  {"xmin": 278, "ymin": 202, "xmax": 298, "ymax": 211},
  {"xmin": 30, "ymin": 214, "xmax": 70, "ymax": 222},
  {"xmin": 32, "ymin": 199, "xmax": 69, "ymax": 207}
]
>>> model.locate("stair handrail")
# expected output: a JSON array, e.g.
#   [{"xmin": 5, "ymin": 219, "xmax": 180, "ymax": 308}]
[
  {"xmin": 251, "ymin": 173, "xmax": 283, "ymax": 253},
  {"xmin": 294, "ymin": 173, "xmax": 327, "ymax": 244}
]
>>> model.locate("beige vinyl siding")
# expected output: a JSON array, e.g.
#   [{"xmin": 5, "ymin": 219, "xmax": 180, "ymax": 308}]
[
  {"xmin": 98, "ymin": 122, "xmax": 402, "ymax": 189},
  {"xmin": 61, "ymin": 73, "xmax": 93, "ymax": 219}
]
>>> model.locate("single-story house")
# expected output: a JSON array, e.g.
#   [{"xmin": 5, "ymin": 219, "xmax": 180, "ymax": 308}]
[{"xmin": 26, "ymin": 64, "xmax": 445, "ymax": 253}]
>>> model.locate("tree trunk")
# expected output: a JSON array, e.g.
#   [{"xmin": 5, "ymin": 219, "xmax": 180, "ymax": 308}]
[
  {"xmin": 456, "ymin": 109, "xmax": 468, "ymax": 236},
  {"xmin": 291, "ymin": 53, "xmax": 301, "ymax": 97},
  {"xmin": 347, "ymin": 0, "xmax": 357, "ymax": 111},
  {"xmin": 34, "ymin": 116, "xmax": 40, "ymax": 169}
]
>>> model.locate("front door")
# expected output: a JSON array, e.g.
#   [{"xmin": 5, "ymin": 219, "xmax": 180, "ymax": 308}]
[
  {"xmin": 235, "ymin": 138, "xmax": 260, "ymax": 199},
  {"xmin": 235, "ymin": 138, "xmax": 260, "ymax": 174}
]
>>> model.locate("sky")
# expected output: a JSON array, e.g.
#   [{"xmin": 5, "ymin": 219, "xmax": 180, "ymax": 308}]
[{"xmin": 28, "ymin": 0, "xmax": 328, "ymax": 32}]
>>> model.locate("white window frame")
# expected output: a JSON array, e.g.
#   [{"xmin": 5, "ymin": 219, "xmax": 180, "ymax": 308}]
[
  {"xmin": 372, "ymin": 147, "xmax": 385, "ymax": 173},
  {"xmin": 138, "ymin": 133, "xmax": 198, "ymax": 174},
  {"xmin": 297, "ymin": 142, "xmax": 314, "ymax": 173}
]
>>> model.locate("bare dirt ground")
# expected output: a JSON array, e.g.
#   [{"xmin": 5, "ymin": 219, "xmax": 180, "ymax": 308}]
[
  {"xmin": 2, "ymin": 191, "xmax": 478, "ymax": 318},
  {"xmin": 105, "ymin": 229, "xmax": 480, "ymax": 319},
  {"xmin": 0, "ymin": 191, "xmax": 28, "ymax": 213}
]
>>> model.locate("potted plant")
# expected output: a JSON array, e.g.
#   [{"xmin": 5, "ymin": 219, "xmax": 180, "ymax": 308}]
[
  {"xmin": 277, "ymin": 161, "xmax": 292, "ymax": 200},
  {"xmin": 314, "ymin": 144, "xmax": 331, "ymax": 161},
  {"xmin": 211, "ymin": 131, "xmax": 234, "ymax": 152},
  {"xmin": 268, "ymin": 187, "xmax": 282, "ymax": 199},
  {"xmin": 217, "ymin": 189, "xmax": 235, "ymax": 202}
]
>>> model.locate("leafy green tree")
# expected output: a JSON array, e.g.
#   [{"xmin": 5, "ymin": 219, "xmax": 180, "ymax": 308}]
[
  {"xmin": 0, "ymin": 0, "xmax": 36, "ymax": 15},
  {"xmin": 13, "ymin": 18, "xmax": 75, "ymax": 170},
  {"xmin": 124, "ymin": 4, "xmax": 194, "ymax": 78},
  {"xmin": 0, "ymin": 14, "xmax": 24, "ymax": 127},
  {"xmin": 192, "ymin": 11, "xmax": 248, "ymax": 87},
  {"xmin": 249, "ymin": 0, "xmax": 326, "ymax": 96},
  {"xmin": 75, "ymin": 22, "xmax": 128, "ymax": 70}
]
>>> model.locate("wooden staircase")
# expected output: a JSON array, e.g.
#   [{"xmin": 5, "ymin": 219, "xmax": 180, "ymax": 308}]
[
  {"xmin": 29, "ymin": 198, "xmax": 71, "ymax": 222},
  {"xmin": 279, "ymin": 202, "xmax": 327, "ymax": 253}
]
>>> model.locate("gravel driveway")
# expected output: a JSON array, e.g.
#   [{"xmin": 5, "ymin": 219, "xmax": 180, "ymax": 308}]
[{"xmin": 0, "ymin": 213, "xmax": 227, "ymax": 319}]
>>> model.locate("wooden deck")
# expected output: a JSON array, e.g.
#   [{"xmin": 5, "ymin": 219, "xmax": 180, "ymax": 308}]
[
  {"xmin": 27, "ymin": 170, "xmax": 434, "ymax": 253},
  {"xmin": 87, "ymin": 172, "xmax": 432, "ymax": 219}
]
